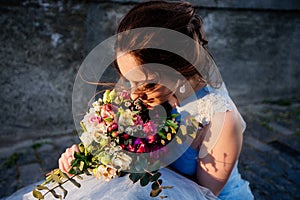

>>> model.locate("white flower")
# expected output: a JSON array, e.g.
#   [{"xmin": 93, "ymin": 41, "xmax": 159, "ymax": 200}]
[
  {"xmin": 93, "ymin": 132, "xmax": 109, "ymax": 146},
  {"xmin": 111, "ymin": 152, "xmax": 132, "ymax": 171},
  {"xmin": 92, "ymin": 101, "xmax": 101, "ymax": 112},
  {"xmin": 94, "ymin": 165, "xmax": 117, "ymax": 181},
  {"xmin": 80, "ymin": 132, "xmax": 93, "ymax": 147},
  {"xmin": 118, "ymin": 109, "xmax": 135, "ymax": 127}
]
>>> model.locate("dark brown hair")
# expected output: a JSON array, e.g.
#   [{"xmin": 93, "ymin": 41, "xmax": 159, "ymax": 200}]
[{"xmin": 114, "ymin": 0, "xmax": 209, "ymax": 80}]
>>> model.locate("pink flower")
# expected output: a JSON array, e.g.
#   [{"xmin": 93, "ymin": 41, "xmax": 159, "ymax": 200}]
[
  {"xmin": 146, "ymin": 135, "xmax": 156, "ymax": 143},
  {"xmin": 120, "ymin": 90, "xmax": 131, "ymax": 100},
  {"xmin": 90, "ymin": 116, "xmax": 102, "ymax": 124},
  {"xmin": 134, "ymin": 115, "xmax": 143, "ymax": 126},
  {"xmin": 143, "ymin": 121, "xmax": 157, "ymax": 135},
  {"xmin": 83, "ymin": 110, "xmax": 102, "ymax": 127}
]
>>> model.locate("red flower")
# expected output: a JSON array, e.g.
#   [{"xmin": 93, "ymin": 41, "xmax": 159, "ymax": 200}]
[
  {"xmin": 137, "ymin": 143, "xmax": 146, "ymax": 153},
  {"xmin": 146, "ymin": 135, "xmax": 156, "ymax": 143}
]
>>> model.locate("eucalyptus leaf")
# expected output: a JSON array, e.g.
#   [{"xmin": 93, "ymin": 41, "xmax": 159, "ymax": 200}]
[
  {"xmin": 129, "ymin": 173, "xmax": 143, "ymax": 183},
  {"xmin": 32, "ymin": 189, "xmax": 44, "ymax": 199},
  {"xmin": 180, "ymin": 125, "xmax": 187, "ymax": 135},
  {"xmin": 49, "ymin": 190, "xmax": 62, "ymax": 199},
  {"xmin": 59, "ymin": 185, "xmax": 68, "ymax": 198},
  {"xmin": 151, "ymin": 181, "xmax": 160, "ymax": 190},
  {"xmin": 76, "ymin": 174, "xmax": 84, "ymax": 180},
  {"xmin": 36, "ymin": 185, "xmax": 49, "ymax": 191},
  {"xmin": 150, "ymin": 187, "xmax": 162, "ymax": 197},
  {"xmin": 160, "ymin": 195, "xmax": 168, "ymax": 199},
  {"xmin": 51, "ymin": 174, "xmax": 63, "ymax": 184},
  {"xmin": 175, "ymin": 136, "xmax": 182, "ymax": 144},
  {"xmin": 150, "ymin": 172, "xmax": 161, "ymax": 182},
  {"xmin": 69, "ymin": 178, "xmax": 81, "ymax": 188},
  {"xmin": 140, "ymin": 173, "xmax": 151, "ymax": 187},
  {"xmin": 161, "ymin": 186, "xmax": 174, "ymax": 189},
  {"xmin": 84, "ymin": 169, "xmax": 92, "ymax": 176},
  {"xmin": 158, "ymin": 179, "xmax": 163, "ymax": 185}
]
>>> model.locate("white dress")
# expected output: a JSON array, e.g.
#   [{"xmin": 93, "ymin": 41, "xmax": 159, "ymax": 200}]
[
  {"xmin": 6, "ymin": 83, "xmax": 253, "ymax": 200},
  {"xmin": 6, "ymin": 167, "xmax": 217, "ymax": 200}
]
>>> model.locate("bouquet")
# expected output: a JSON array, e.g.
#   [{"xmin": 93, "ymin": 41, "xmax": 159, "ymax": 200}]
[{"xmin": 32, "ymin": 89, "xmax": 198, "ymax": 199}]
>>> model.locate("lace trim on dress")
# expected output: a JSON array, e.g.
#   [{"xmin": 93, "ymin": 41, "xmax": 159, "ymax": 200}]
[{"xmin": 176, "ymin": 83, "xmax": 233, "ymax": 158}]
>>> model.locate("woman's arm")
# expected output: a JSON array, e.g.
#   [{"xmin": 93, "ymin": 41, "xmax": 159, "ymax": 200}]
[{"xmin": 196, "ymin": 108, "xmax": 243, "ymax": 196}]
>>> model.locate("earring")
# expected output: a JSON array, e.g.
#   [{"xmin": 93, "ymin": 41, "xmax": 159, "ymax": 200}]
[{"xmin": 179, "ymin": 84, "xmax": 185, "ymax": 94}]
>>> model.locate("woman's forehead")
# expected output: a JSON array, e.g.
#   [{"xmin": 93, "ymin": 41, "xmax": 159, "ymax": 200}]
[{"xmin": 117, "ymin": 54, "xmax": 156, "ymax": 82}]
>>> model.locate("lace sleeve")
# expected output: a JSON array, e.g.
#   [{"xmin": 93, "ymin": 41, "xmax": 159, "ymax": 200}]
[{"xmin": 176, "ymin": 83, "xmax": 234, "ymax": 158}]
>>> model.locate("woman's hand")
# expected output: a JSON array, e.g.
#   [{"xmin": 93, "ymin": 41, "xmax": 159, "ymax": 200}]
[{"xmin": 58, "ymin": 144, "xmax": 80, "ymax": 175}]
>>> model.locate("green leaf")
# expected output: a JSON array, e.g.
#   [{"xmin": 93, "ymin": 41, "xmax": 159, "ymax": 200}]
[
  {"xmin": 74, "ymin": 152, "xmax": 85, "ymax": 160},
  {"xmin": 32, "ymin": 189, "xmax": 44, "ymax": 199},
  {"xmin": 165, "ymin": 120, "xmax": 178, "ymax": 129},
  {"xmin": 157, "ymin": 131, "xmax": 166, "ymax": 139},
  {"xmin": 170, "ymin": 114, "xmax": 179, "ymax": 119},
  {"xmin": 68, "ymin": 168, "xmax": 77, "ymax": 175},
  {"xmin": 150, "ymin": 187, "xmax": 162, "ymax": 197},
  {"xmin": 104, "ymin": 117, "xmax": 113, "ymax": 122}
]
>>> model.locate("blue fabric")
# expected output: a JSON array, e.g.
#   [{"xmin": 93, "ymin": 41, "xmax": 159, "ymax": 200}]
[
  {"xmin": 218, "ymin": 162, "xmax": 254, "ymax": 200},
  {"xmin": 169, "ymin": 86, "xmax": 254, "ymax": 199},
  {"xmin": 169, "ymin": 86, "xmax": 209, "ymax": 176},
  {"xmin": 169, "ymin": 146, "xmax": 199, "ymax": 176}
]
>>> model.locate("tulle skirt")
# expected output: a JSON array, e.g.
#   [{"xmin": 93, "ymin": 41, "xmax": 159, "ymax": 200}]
[{"xmin": 6, "ymin": 168, "xmax": 218, "ymax": 200}]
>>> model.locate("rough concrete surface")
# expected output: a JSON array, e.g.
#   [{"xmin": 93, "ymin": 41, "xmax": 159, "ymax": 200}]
[{"xmin": 0, "ymin": 0, "xmax": 299, "ymax": 199}]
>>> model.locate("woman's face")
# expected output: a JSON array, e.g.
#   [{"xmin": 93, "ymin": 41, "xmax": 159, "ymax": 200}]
[{"xmin": 116, "ymin": 53, "xmax": 177, "ymax": 107}]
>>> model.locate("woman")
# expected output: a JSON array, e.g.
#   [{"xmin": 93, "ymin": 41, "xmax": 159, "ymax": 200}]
[{"xmin": 8, "ymin": 1, "xmax": 253, "ymax": 199}]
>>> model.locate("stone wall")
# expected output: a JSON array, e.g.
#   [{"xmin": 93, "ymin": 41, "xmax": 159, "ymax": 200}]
[{"xmin": 1, "ymin": 0, "xmax": 299, "ymax": 150}]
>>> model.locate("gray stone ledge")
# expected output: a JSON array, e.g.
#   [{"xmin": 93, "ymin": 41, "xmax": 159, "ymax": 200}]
[
  {"xmin": 1, "ymin": 0, "xmax": 300, "ymax": 11},
  {"xmin": 98, "ymin": 0, "xmax": 300, "ymax": 11}
]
